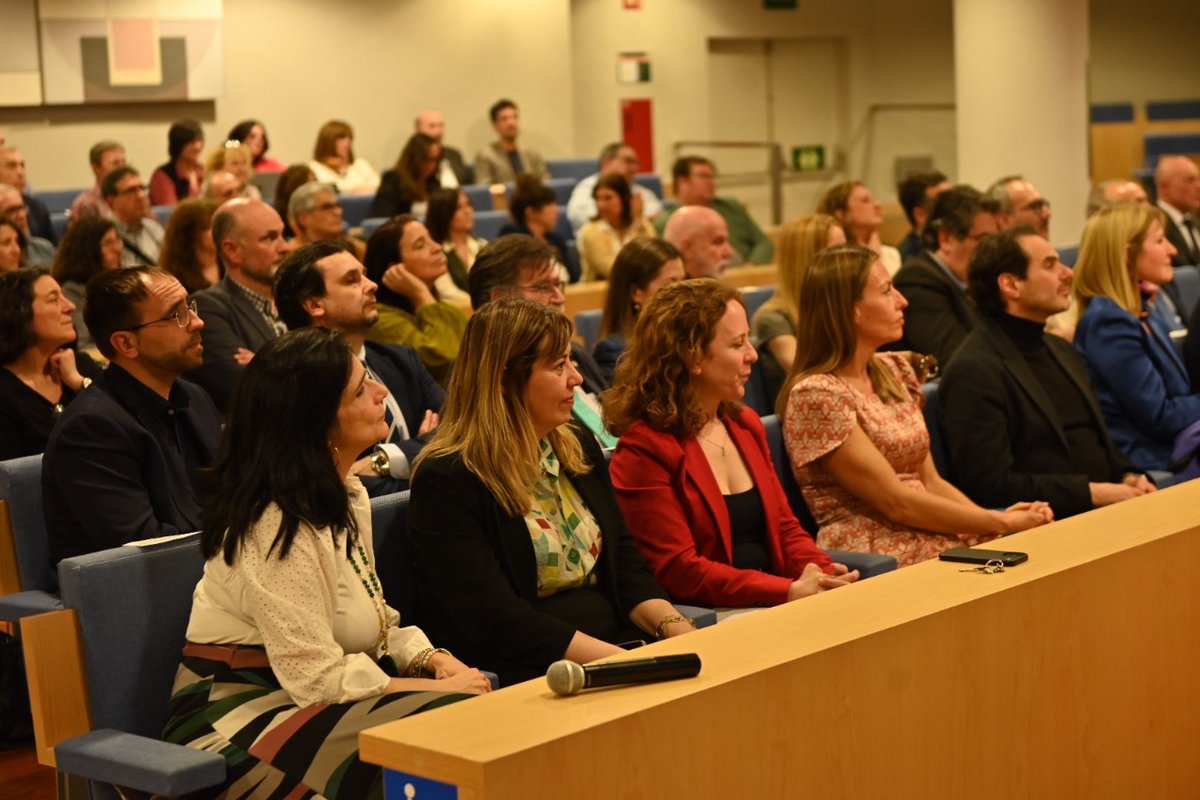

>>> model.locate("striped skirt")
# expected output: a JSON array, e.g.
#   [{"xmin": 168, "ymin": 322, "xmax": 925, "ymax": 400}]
[{"xmin": 163, "ymin": 643, "xmax": 470, "ymax": 800}]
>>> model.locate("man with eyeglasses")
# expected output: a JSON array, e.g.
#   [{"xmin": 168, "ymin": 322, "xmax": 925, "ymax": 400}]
[
  {"xmin": 890, "ymin": 184, "xmax": 1001, "ymax": 366},
  {"xmin": 287, "ymin": 181, "xmax": 366, "ymax": 260},
  {"xmin": 565, "ymin": 142, "xmax": 662, "ymax": 233},
  {"xmin": 988, "ymin": 175, "xmax": 1052, "ymax": 240},
  {"xmin": 42, "ymin": 267, "xmax": 221, "ymax": 569},
  {"xmin": 102, "ymin": 165, "xmax": 165, "ymax": 266},
  {"xmin": 0, "ymin": 145, "xmax": 55, "ymax": 243},
  {"xmin": 0, "ymin": 182, "xmax": 55, "ymax": 266}
]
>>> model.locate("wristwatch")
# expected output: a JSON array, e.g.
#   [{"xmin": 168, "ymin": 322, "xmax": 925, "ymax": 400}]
[{"xmin": 369, "ymin": 448, "xmax": 391, "ymax": 478}]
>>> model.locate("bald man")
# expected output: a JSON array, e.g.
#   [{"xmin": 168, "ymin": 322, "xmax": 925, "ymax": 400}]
[
  {"xmin": 191, "ymin": 198, "xmax": 290, "ymax": 409},
  {"xmin": 415, "ymin": 109, "xmax": 473, "ymax": 186},
  {"xmin": 1086, "ymin": 178, "xmax": 1149, "ymax": 218},
  {"xmin": 1155, "ymin": 156, "xmax": 1200, "ymax": 266},
  {"xmin": 663, "ymin": 205, "xmax": 735, "ymax": 279}
]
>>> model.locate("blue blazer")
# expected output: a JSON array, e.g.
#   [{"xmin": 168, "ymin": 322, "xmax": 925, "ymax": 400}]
[{"xmin": 1074, "ymin": 295, "xmax": 1200, "ymax": 471}]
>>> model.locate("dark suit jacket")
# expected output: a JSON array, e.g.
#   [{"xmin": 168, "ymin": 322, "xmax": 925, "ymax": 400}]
[
  {"xmin": 442, "ymin": 146, "xmax": 474, "ymax": 186},
  {"xmin": 363, "ymin": 341, "xmax": 445, "ymax": 468},
  {"xmin": 1163, "ymin": 212, "xmax": 1199, "ymax": 267},
  {"xmin": 572, "ymin": 341, "xmax": 608, "ymax": 396},
  {"xmin": 940, "ymin": 317, "xmax": 1136, "ymax": 519},
  {"xmin": 42, "ymin": 365, "xmax": 222, "ymax": 570},
  {"xmin": 609, "ymin": 405, "xmax": 832, "ymax": 607},
  {"xmin": 192, "ymin": 275, "xmax": 280, "ymax": 411},
  {"xmin": 408, "ymin": 425, "xmax": 668, "ymax": 685},
  {"xmin": 25, "ymin": 193, "xmax": 55, "ymax": 244},
  {"xmin": 890, "ymin": 250, "xmax": 977, "ymax": 366}
]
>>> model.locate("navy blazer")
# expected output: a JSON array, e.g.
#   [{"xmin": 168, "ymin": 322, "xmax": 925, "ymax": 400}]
[
  {"xmin": 192, "ymin": 275, "xmax": 281, "ymax": 412},
  {"xmin": 1074, "ymin": 295, "xmax": 1200, "ymax": 471},
  {"xmin": 42, "ymin": 365, "xmax": 222, "ymax": 570},
  {"xmin": 363, "ymin": 340, "xmax": 445, "ymax": 469},
  {"xmin": 889, "ymin": 250, "xmax": 977, "ymax": 367}
]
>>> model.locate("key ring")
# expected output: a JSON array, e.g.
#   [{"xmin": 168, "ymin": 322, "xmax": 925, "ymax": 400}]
[{"xmin": 959, "ymin": 559, "xmax": 1005, "ymax": 574}]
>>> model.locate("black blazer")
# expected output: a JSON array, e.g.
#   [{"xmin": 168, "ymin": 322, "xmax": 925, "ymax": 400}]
[
  {"xmin": 42, "ymin": 365, "xmax": 222, "ymax": 570},
  {"xmin": 1164, "ymin": 213, "xmax": 1199, "ymax": 267},
  {"xmin": 442, "ymin": 147, "xmax": 474, "ymax": 186},
  {"xmin": 889, "ymin": 251, "xmax": 977, "ymax": 367},
  {"xmin": 363, "ymin": 340, "xmax": 445, "ymax": 467},
  {"xmin": 407, "ymin": 425, "xmax": 668, "ymax": 685},
  {"xmin": 939, "ymin": 317, "xmax": 1135, "ymax": 519},
  {"xmin": 193, "ymin": 275, "xmax": 281, "ymax": 411},
  {"xmin": 572, "ymin": 341, "xmax": 608, "ymax": 396},
  {"xmin": 25, "ymin": 193, "xmax": 55, "ymax": 243}
]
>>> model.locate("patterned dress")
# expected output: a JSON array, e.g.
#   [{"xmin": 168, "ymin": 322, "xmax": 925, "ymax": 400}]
[{"xmin": 783, "ymin": 353, "xmax": 989, "ymax": 566}]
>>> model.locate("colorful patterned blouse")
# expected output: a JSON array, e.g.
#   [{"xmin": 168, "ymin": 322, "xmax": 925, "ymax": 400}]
[{"xmin": 524, "ymin": 440, "xmax": 604, "ymax": 597}]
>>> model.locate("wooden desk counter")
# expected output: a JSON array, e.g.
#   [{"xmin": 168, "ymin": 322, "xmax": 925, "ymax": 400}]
[{"xmin": 362, "ymin": 480, "xmax": 1200, "ymax": 799}]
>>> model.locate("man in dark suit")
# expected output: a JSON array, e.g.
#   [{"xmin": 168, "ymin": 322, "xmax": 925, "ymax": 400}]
[
  {"xmin": 43, "ymin": 267, "xmax": 222, "ymax": 569},
  {"xmin": 1154, "ymin": 155, "xmax": 1200, "ymax": 267},
  {"xmin": 939, "ymin": 228, "xmax": 1155, "ymax": 520},
  {"xmin": 415, "ymin": 110, "xmax": 473, "ymax": 187},
  {"xmin": 0, "ymin": 145, "xmax": 54, "ymax": 243},
  {"xmin": 889, "ymin": 185, "xmax": 999, "ymax": 366},
  {"xmin": 274, "ymin": 240, "xmax": 445, "ymax": 495},
  {"xmin": 192, "ymin": 199, "xmax": 289, "ymax": 410}
]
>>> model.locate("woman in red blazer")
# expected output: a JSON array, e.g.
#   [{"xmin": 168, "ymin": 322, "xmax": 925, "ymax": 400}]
[{"xmin": 604, "ymin": 279, "xmax": 858, "ymax": 608}]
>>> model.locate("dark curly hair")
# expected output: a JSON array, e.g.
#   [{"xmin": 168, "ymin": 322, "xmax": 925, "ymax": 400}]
[
  {"xmin": 0, "ymin": 267, "xmax": 50, "ymax": 364},
  {"xmin": 51, "ymin": 216, "xmax": 117, "ymax": 285}
]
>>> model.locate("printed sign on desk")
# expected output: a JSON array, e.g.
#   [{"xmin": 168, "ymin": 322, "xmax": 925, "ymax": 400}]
[{"xmin": 384, "ymin": 770, "xmax": 458, "ymax": 799}]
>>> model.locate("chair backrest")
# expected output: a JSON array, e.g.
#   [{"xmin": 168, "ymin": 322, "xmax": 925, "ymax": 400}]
[
  {"xmin": 339, "ymin": 193, "xmax": 374, "ymax": 227},
  {"xmin": 759, "ymin": 415, "xmax": 820, "ymax": 535},
  {"xmin": 50, "ymin": 211, "xmax": 69, "ymax": 243},
  {"xmin": 575, "ymin": 309, "xmax": 603, "ymax": 350},
  {"xmin": 740, "ymin": 286, "xmax": 775, "ymax": 321},
  {"xmin": 57, "ymin": 536, "xmax": 204, "ymax": 739},
  {"xmin": 1173, "ymin": 265, "xmax": 1200, "ymax": 321},
  {"xmin": 921, "ymin": 381, "xmax": 950, "ymax": 479},
  {"xmin": 0, "ymin": 455, "xmax": 49, "ymax": 593},
  {"xmin": 35, "ymin": 189, "xmax": 82, "ymax": 215},
  {"xmin": 462, "ymin": 184, "xmax": 493, "ymax": 211},
  {"xmin": 742, "ymin": 350, "xmax": 772, "ymax": 416},
  {"xmin": 370, "ymin": 491, "xmax": 419, "ymax": 626},
  {"xmin": 1058, "ymin": 245, "xmax": 1079, "ymax": 268},
  {"xmin": 546, "ymin": 177, "xmax": 577, "ymax": 206},
  {"xmin": 361, "ymin": 217, "xmax": 388, "ymax": 239},
  {"xmin": 633, "ymin": 173, "xmax": 663, "ymax": 199},
  {"xmin": 472, "ymin": 209, "xmax": 509, "ymax": 241},
  {"xmin": 547, "ymin": 159, "xmax": 598, "ymax": 181}
]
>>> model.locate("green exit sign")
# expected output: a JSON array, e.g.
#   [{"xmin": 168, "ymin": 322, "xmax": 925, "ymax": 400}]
[{"xmin": 792, "ymin": 145, "xmax": 825, "ymax": 171}]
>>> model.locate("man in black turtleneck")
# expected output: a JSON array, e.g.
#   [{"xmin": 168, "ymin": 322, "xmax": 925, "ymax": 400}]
[{"xmin": 939, "ymin": 227, "xmax": 1156, "ymax": 519}]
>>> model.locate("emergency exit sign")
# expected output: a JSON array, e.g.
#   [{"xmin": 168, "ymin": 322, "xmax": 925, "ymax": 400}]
[{"xmin": 792, "ymin": 145, "xmax": 825, "ymax": 171}]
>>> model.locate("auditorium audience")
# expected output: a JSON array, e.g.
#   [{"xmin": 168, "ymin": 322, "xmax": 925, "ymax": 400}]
[
  {"xmin": 566, "ymin": 142, "xmax": 662, "ymax": 232},
  {"xmin": 425, "ymin": 187, "xmax": 483, "ymax": 304},
  {"xmin": 0, "ymin": 214, "xmax": 25, "ymax": 273},
  {"xmin": 0, "ymin": 145, "xmax": 54, "ymax": 243},
  {"xmin": 940, "ymin": 228, "xmax": 1156, "ymax": 518},
  {"xmin": 275, "ymin": 240, "xmax": 445, "ymax": 494},
  {"xmin": 0, "ymin": 183, "xmax": 54, "ymax": 267},
  {"xmin": 50, "ymin": 216, "xmax": 122, "ymax": 349},
  {"xmin": 288, "ymin": 181, "xmax": 366, "ymax": 260},
  {"xmin": 191, "ymin": 198, "xmax": 289, "ymax": 411},
  {"xmin": 149, "ymin": 119, "xmax": 205, "ymax": 206},
  {"xmin": 890, "ymin": 185, "xmax": 999, "ymax": 366},
  {"xmin": 752, "ymin": 214, "xmax": 846, "ymax": 404},
  {"xmin": 309, "ymin": 119, "xmax": 381, "ymax": 195},
  {"xmin": 69, "ymin": 140, "xmax": 127, "ymax": 224},
  {"xmin": 500, "ymin": 175, "xmax": 576, "ymax": 281},
  {"xmin": 362, "ymin": 216, "xmax": 468, "ymax": 384},
  {"xmin": 1086, "ymin": 178, "xmax": 1148, "ymax": 218},
  {"xmin": 409, "ymin": 298, "xmax": 694, "ymax": 685},
  {"xmin": 578, "ymin": 174, "xmax": 656, "ymax": 281},
  {"xmin": 415, "ymin": 109, "xmax": 473, "ymax": 187},
  {"xmin": 1154, "ymin": 156, "xmax": 1200, "ymax": 267},
  {"xmin": 274, "ymin": 164, "xmax": 316, "ymax": 239},
  {"xmin": 1073, "ymin": 204, "xmax": 1200, "ymax": 473},
  {"xmin": 817, "ymin": 181, "xmax": 901, "ymax": 275},
  {"xmin": 594, "ymin": 239, "xmax": 685, "ymax": 384},
  {"xmin": 896, "ymin": 170, "xmax": 949, "ymax": 260},
  {"xmin": 473, "ymin": 98, "xmax": 550, "ymax": 185},
  {"xmin": 201, "ymin": 170, "xmax": 241, "ymax": 204},
  {"xmin": 605, "ymin": 279, "xmax": 858, "ymax": 608},
  {"xmin": 781, "ymin": 245, "xmax": 1052, "ymax": 566},
  {"xmin": 103, "ymin": 166, "xmax": 165, "ymax": 267},
  {"xmin": 656, "ymin": 156, "xmax": 774, "ymax": 265},
  {"xmin": 468, "ymin": 234, "xmax": 608, "ymax": 396},
  {"xmin": 226, "ymin": 119, "xmax": 286, "ymax": 174},
  {"xmin": 203, "ymin": 141, "xmax": 262, "ymax": 201},
  {"xmin": 165, "ymin": 327, "xmax": 487, "ymax": 800},
  {"xmin": 0, "ymin": 269, "xmax": 103, "ymax": 460},
  {"xmin": 42, "ymin": 267, "xmax": 221, "ymax": 568},
  {"xmin": 370, "ymin": 133, "xmax": 441, "ymax": 219},
  {"xmin": 662, "ymin": 205, "xmax": 734, "ymax": 279},
  {"xmin": 159, "ymin": 198, "xmax": 221, "ymax": 294},
  {"xmin": 988, "ymin": 175, "xmax": 1053, "ymax": 239}
]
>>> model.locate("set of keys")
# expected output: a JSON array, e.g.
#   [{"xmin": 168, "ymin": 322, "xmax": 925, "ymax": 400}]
[{"xmin": 959, "ymin": 559, "xmax": 1006, "ymax": 574}]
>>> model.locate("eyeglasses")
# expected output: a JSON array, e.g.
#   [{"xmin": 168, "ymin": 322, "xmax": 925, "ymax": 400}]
[
  {"xmin": 0, "ymin": 203, "xmax": 24, "ymax": 216},
  {"xmin": 124, "ymin": 298, "xmax": 198, "ymax": 331},
  {"xmin": 1019, "ymin": 199, "xmax": 1051, "ymax": 214},
  {"xmin": 314, "ymin": 202, "xmax": 342, "ymax": 213},
  {"xmin": 519, "ymin": 280, "xmax": 566, "ymax": 296},
  {"xmin": 115, "ymin": 184, "xmax": 148, "ymax": 196}
]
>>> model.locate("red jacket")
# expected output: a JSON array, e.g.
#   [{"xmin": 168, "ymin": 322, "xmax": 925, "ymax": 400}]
[{"xmin": 610, "ymin": 405, "xmax": 832, "ymax": 607}]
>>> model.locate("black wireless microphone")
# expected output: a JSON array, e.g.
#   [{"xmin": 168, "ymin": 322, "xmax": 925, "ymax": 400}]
[{"xmin": 546, "ymin": 653, "xmax": 702, "ymax": 696}]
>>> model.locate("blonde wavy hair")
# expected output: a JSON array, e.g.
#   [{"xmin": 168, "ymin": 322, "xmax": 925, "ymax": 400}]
[
  {"xmin": 1072, "ymin": 203, "xmax": 1166, "ymax": 318},
  {"xmin": 603, "ymin": 278, "xmax": 744, "ymax": 437},
  {"xmin": 758, "ymin": 213, "xmax": 844, "ymax": 323},
  {"xmin": 413, "ymin": 298, "xmax": 587, "ymax": 516},
  {"xmin": 777, "ymin": 245, "xmax": 906, "ymax": 417}
]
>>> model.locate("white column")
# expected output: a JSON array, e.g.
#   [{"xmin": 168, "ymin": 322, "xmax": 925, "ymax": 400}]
[{"xmin": 954, "ymin": 0, "xmax": 1090, "ymax": 245}]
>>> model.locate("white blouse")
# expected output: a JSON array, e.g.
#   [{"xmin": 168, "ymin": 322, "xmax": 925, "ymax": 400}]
[
  {"xmin": 186, "ymin": 477, "xmax": 433, "ymax": 707},
  {"xmin": 308, "ymin": 158, "xmax": 381, "ymax": 195}
]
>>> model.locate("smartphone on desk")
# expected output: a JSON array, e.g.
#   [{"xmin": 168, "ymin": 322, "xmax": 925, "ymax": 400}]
[{"xmin": 938, "ymin": 547, "xmax": 1028, "ymax": 567}]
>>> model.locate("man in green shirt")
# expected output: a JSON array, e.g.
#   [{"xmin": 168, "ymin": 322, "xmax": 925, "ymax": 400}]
[{"xmin": 654, "ymin": 155, "xmax": 774, "ymax": 265}]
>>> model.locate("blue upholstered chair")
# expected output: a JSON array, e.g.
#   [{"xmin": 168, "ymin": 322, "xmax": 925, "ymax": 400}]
[
  {"xmin": 361, "ymin": 216, "xmax": 389, "ymax": 239},
  {"xmin": 740, "ymin": 286, "xmax": 774, "ymax": 321},
  {"xmin": 1172, "ymin": 265, "xmax": 1200, "ymax": 321},
  {"xmin": 759, "ymin": 415, "xmax": 898, "ymax": 578},
  {"xmin": 34, "ymin": 189, "xmax": 82, "ymax": 215},
  {"xmin": 633, "ymin": 173, "xmax": 664, "ymax": 199},
  {"xmin": 742, "ymin": 347, "xmax": 772, "ymax": 417},
  {"xmin": 547, "ymin": 159, "xmax": 597, "ymax": 181},
  {"xmin": 920, "ymin": 381, "xmax": 949, "ymax": 479},
  {"xmin": 338, "ymin": 193, "xmax": 374, "ymax": 227},
  {"xmin": 50, "ymin": 211, "xmax": 70, "ymax": 243},
  {"xmin": 472, "ymin": 209, "xmax": 509, "ymax": 241},
  {"xmin": 462, "ymin": 184, "xmax": 493, "ymax": 211},
  {"xmin": 546, "ymin": 177, "xmax": 577, "ymax": 206},
  {"xmin": 0, "ymin": 455, "xmax": 62, "ymax": 628},
  {"xmin": 575, "ymin": 309, "xmax": 603, "ymax": 350}
]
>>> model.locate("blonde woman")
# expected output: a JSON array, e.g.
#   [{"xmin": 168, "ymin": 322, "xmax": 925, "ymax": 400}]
[
  {"xmin": 781, "ymin": 245, "xmax": 1051, "ymax": 566},
  {"xmin": 409, "ymin": 299, "xmax": 694, "ymax": 686},
  {"xmin": 1073, "ymin": 204, "xmax": 1199, "ymax": 473},
  {"xmin": 204, "ymin": 141, "xmax": 262, "ymax": 200},
  {"xmin": 817, "ymin": 181, "xmax": 901, "ymax": 275},
  {"xmin": 751, "ymin": 214, "xmax": 845, "ymax": 403}
]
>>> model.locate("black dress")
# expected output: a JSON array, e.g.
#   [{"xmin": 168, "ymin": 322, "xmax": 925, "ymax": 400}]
[{"xmin": 0, "ymin": 354, "xmax": 104, "ymax": 460}]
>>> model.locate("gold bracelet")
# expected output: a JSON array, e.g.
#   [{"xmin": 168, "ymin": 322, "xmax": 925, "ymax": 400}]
[
  {"xmin": 655, "ymin": 614, "xmax": 695, "ymax": 640},
  {"xmin": 404, "ymin": 648, "xmax": 435, "ymax": 677}
]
